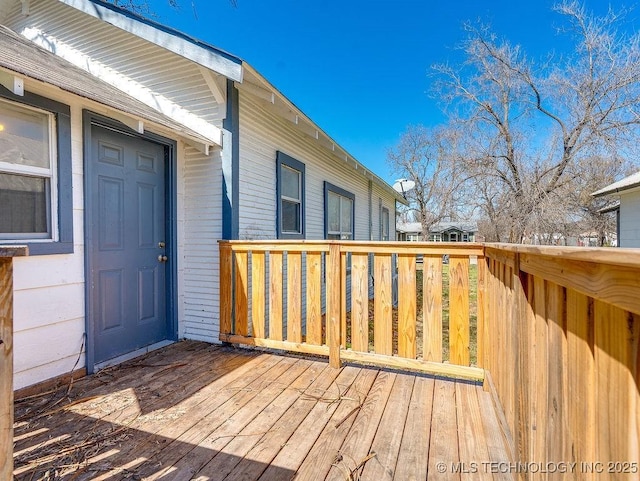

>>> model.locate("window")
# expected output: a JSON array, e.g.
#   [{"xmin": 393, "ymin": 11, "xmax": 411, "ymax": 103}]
[
  {"xmin": 381, "ymin": 207, "xmax": 390, "ymax": 241},
  {"xmin": 0, "ymin": 99, "xmax": 56, "ymax": 239},
  {"xmin": 324, "ymin": 182, "xmax": 354, "ymax": 240},
  {"xmin": 0, "ymin": 91, "xmax": 72, "ymax": 254},
  {"xmin": 276, "ymin": 151, "xmax": 305, "ymax": 239},
  {"xmin": 462, "ymin": 233, "xmax": 469, "ymax": 242}
]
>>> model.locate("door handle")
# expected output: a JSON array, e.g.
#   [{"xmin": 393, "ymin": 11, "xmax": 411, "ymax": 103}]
[{"xmin": 158, "ymin": 255, "xmax": 168, "ymax": 262}]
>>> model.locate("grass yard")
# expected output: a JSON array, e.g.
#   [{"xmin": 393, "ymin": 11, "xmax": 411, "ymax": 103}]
[{"xmin": 345, "ymin": 263, "xmax": 478, "ymax": 365}]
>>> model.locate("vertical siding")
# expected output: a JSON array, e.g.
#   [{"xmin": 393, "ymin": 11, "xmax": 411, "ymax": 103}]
[
  {"xmin": 180, "ymin": 145, "xmax": 223, "ymax": 342},
  {"xmin": 619, "ymin": 190, "xmax": 640, "ymax": 248}
]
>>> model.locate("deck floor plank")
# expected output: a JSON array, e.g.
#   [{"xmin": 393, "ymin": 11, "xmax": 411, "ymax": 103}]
[
  {"xmin": 478, "ymin": 390, "xmax": 516, "ymax": 481},
  {"xmin": 428, "ymin": 379, "xmax": 462, "ymax": 481},
  {"xmin": 13, "ymin": 342, "xmax": 513, "ymax": 481},
  {"xmin": 139, "ymin": 356, "xmax": 305, "ymax": 480},
  {"xmin": 393, "ymin": 375, "xmax": 435, "ymax": 481},
  {"xmin": 325, "ymin": 370, "xmax": 398, "ymax": 481},
  {"xmin": 358, "ymin": 372, "xmax": 416, "ymax": 481},
  {"xmin": 192, "ymin": 359, "xmax": 327, "ymax": 480},
  {"xmin": 86, "ymin": 349, "xmax": 279, "ymax": 480},
  {"xmin": 456, "ymin": 382, "xmax": 494, "ymax": 481},
  {"xmin": 222, "ymin": 362, "xmax": 342, "ymax": 481},
  {"xmin": 14, "ymin": 341, "xmax": 214, "ymax": 449},
  {"xmin": 257, "ymin": 366, "xmax": 362, "ymax": 481},
  {"xmin": 294, "ymin": 368, "xmax": 379, "ymax": 481}
]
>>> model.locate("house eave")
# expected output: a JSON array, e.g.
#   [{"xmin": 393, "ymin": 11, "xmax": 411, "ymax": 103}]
[
  {"xmin": 58, "ymin": 0, "xmax": 243, "ymax": 82},
  {"xmin": 239, "ymin": 63, "xmax": 407, "ymax": 205}
]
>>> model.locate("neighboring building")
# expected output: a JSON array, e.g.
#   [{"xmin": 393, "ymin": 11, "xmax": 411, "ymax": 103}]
[
  {"xmin": 592, "ymin": 171, "xmax": 640, "ymax": 248},
  {"xmin": 0, "ymin": 0, "xmax": 404, "ymax": 390},
  {"xmin": 396, "ymin": 221, "xmax": 478, "ymax": 242}
]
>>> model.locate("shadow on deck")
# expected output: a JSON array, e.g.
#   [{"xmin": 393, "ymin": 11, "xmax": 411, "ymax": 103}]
[{"xmin": 14, "ymin": 341, "xmax": 513, "ymax": 480}]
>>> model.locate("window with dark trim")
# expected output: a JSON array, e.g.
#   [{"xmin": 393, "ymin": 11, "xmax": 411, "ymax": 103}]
[
  {"xmin": 381, "ymin": 207, "xmax": 390, "ymax": 241},
  {"xmin": 0, "ymin": 88, "xmax": 73, "ymax": 255},
  {"xmin": 324, "ymin": 182, "xmax": 355, "ymax": 240},
  {"xmin": 276, "ymin": 151, "xmax": 305, "ymax": 239}
]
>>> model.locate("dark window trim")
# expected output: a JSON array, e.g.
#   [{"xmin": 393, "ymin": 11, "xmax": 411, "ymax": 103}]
[
  {"xmin": 276, "ymin": 151, "xmax": 305, "ymax": 239},
  {"xmin": 324, "ymin": 181, "xmax": 355, "ymax": 240},
  {"xmin": 0, "ymin": 86, "xmax": 73, "ymax": 255}
]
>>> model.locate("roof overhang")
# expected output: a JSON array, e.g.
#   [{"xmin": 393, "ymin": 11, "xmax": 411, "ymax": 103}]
[
  {"xmin": 239, "ymin": 63, "xmax": 407, "ymax": 205},
  {"xmin": 0, "ymin": 25, "xmax": 216, "ymax": 153},
  {"xmin": 592, "ymin": 171, "xmax": 640, "ymax": 197},
  {"xmin": 58, "ymin": 0, "xmax": 243, "ymax": 82}
]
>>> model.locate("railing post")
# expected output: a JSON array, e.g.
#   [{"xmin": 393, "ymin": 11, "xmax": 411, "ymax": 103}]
[
  {"xmin": 219, "ymin": 242, "xmax": 233, "ymax": 339},
  {"xmin": 327, "ymin": 243, "xmax": 342, "ymax": 368},
  {"xmin": 1, "ymin": 247, "xmax": 27, "ymax": 481},
  {"xmin": 0, "ymin": 258, "xmax": 13, "ymax": 480}
]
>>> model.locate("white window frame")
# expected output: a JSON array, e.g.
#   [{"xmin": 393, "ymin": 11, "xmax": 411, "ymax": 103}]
[{"xmin": 0, "ymin": 98, "xmax": 58, "ymax": 241}]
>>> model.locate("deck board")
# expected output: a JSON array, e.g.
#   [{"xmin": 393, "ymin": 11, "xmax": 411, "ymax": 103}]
[{"xmin": 13, "ymin": 341, "xmax": 514, "ymax": 481}]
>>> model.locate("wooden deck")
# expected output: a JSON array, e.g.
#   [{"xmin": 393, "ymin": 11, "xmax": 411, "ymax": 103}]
[{"xmin": 14, "ymin": 341, "xmax": 513, "ymax": 481}]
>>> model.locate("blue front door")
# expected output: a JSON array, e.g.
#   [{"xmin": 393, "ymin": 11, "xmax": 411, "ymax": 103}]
[{"xmin": 88, "ymin": 124, "xmax": 169, "ymax": 364}]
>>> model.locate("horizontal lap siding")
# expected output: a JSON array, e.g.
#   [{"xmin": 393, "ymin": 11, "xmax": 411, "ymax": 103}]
[
  {"xmin": 12, "ymin": 101, "xmax": 86, "ymax": 390},
  {"xmin": 180, "ymin": 146, "xmax": 222, "ymax": 343},
  {"xmin": 238, "ymin": 96, "xmax": 375, "ymax": 242}
]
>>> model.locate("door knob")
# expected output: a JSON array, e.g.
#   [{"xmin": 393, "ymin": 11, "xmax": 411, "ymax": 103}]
[{"xmin": 158, "ymin": 255, "xmax": 168, "ymax": 262}]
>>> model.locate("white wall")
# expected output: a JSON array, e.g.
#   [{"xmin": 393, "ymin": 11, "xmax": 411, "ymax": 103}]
[
  {"xmin": 178, "ymin": 144, "xmax": 223, "ymax": 343},
  {"xmin": 619, "ymin": 189, "xmax": 640, "ymax": 248},
  {"xmin": 238, "ymin": 95, "xmax": 397, "ymax": 241},
  {"xmin": 9, "ymin": 80, "xmax": 225, "ymax": 389},
  {"xmin": 12, "ymin": 99, "xmax": 86, "ymax": 390}
]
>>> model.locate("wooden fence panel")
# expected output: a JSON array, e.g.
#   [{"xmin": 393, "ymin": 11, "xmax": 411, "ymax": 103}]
[
  {"xmin": 286, "ymin": 252, "xmax": 302, "ymax": 343},
  {"xmin": 449, "ymin": 256, "xmax": 470, "ymax": 366},
  {"xmin": 351, "ymin": 253, "xmax": 369, "ymax": 352},
  {"xmin": 397, "ymin": 254, "xmax": 417, "ymax": 359},
  {"xmin": 374, "ymin": 253, "xmax": 393, "ymax": 356},
  {"xmin": 423, "ymin": 256, "xmax": 443, "ymax": 362},
  {"xmin": 234, "ymin": 251, "xmax": 248, "ymax": 337},
  {"xmin": 269, "ymin": 252, "xmax": 283, "ymax": 341},
  {"xmin": 251, "ymin": 252, "xmax": 266, "ymax": 339},
  {"xmin": 306, "ymin": 252, "xmax": 323, "ymax": 345}
]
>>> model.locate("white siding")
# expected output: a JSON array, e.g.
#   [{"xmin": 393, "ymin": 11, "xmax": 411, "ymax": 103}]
[
  {"xmin": 238, "ymin": 95, "xmax": 394, "ymax": 241},
  {"xmin": 619, "ymin": 190, "xmax": 640, "ymax": 248},
  {"xmin": 9, "ymin": 80, "xmax": 225, "ymax": 389},
  {"xmin": 12, "ymin": 100, "xmax": 86, "ymax": 390},
  {"xmin": 178, "ymin": 145, "xmax": 223, "ymax": 342}
]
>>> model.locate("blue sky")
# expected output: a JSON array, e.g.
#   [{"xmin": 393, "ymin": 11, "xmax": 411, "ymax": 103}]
[{"xmin": 145, "ymin": 0, "xmax": 636, "ymax": 184}]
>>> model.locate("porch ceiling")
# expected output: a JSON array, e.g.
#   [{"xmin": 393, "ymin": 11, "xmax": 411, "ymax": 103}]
[{"xmin": 0, "ymin": 25, "xmax": 216, "ymax": 150}]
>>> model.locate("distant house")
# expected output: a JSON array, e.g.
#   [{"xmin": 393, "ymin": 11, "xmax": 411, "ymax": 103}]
[
  {"xmin": 592, "ymin": 171, "xmax": 640, "ymax": 248},
  {"xmin": 396, "ymin": 221, "xmax": 478, "ymax": 242},
  {"xmin": 0, "ymin": 0, "xmax": 405, "ymax": 391}
]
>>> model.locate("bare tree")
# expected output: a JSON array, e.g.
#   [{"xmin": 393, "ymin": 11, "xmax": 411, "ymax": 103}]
[
  {"xmin": 433, "ymin": 1, "xmax": 640, "ymax": 243},
  {"xmin": 387, "ymin": 125, "xmax": 464, "ymax": 239},
  {"xmin": 107, "ymin": 0, "xmax": 236, "ymax": 17}
]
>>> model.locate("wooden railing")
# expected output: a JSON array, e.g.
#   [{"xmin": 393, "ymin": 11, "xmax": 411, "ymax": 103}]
[
  {"xmin": 0, "ymin": 246, "xmax": 28, "ymax": 481},
  {"xmin": 483, "ymin": 244, "xmax": 640, "ymax": 478},
  {"xmin": 219, "ymin": 240, "xmax": 485, "ymax": 381}
]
